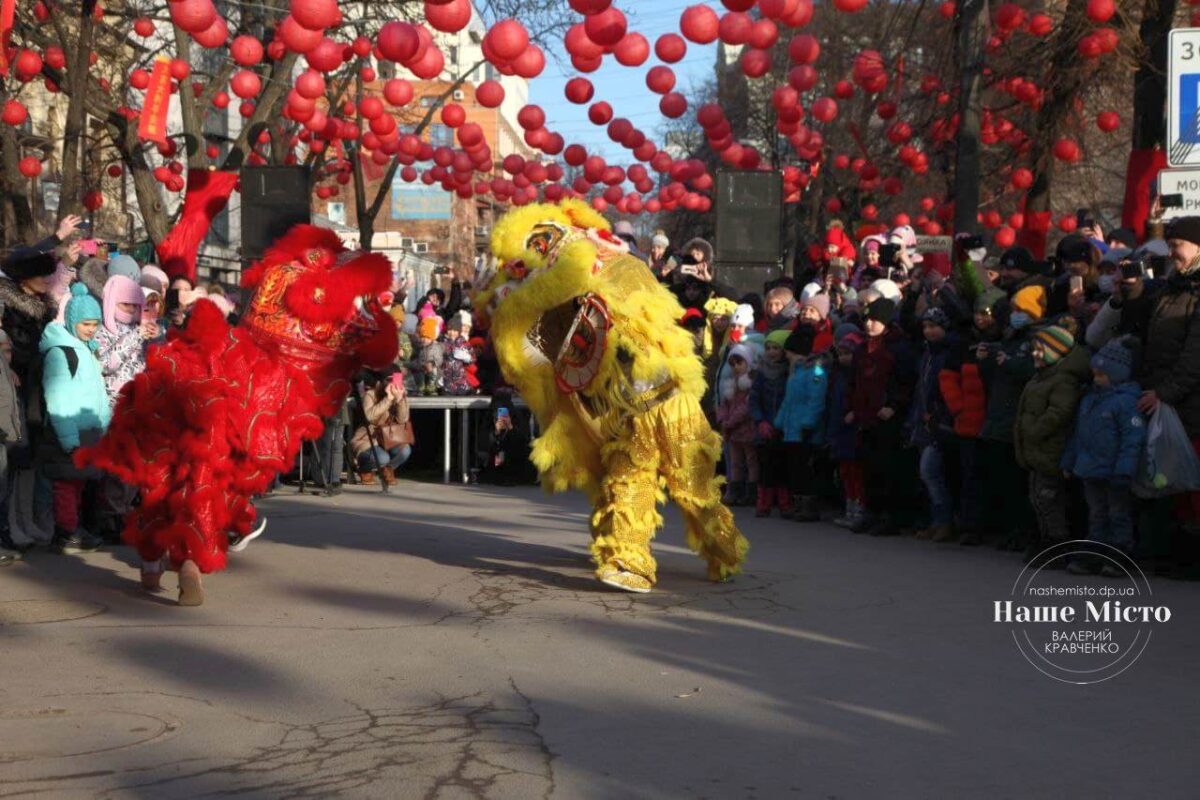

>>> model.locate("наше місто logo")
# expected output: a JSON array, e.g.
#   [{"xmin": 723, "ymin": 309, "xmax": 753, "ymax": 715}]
[{"xmin": 995, "ymin": 541, "xmax": 1171, "ymax": 684}]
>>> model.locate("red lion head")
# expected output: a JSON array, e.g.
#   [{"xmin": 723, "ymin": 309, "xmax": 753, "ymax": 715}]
[{"xmin": 239, "ymin": 225, "xmax": 399, "ymax": 406}]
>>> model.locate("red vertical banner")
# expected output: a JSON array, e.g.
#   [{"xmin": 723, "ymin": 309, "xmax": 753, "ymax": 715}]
[
  {"xmin": 138, "ymin": 58, "xmax": 172, "ymax": 145},
  {"xmin": 0, "ymin": 0, "xmax": 16, "ymax": 77}
]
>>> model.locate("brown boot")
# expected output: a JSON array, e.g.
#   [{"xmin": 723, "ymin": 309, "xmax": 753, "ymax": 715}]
[
  {"xmin": 358, "ymin": 471, "xmax": 376, "ymax": 485},
  {"xmin": 382, "ymin": 467, "xmax": 398, "ymax": 486},
  {"xmin": 931, "ymin": 524, "xmax": 958, "ymax": 543}
]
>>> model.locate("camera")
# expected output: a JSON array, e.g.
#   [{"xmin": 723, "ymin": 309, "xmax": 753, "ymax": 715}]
[
  {"xmin": 1161, "ymin": 193, "xmax": 1184, "ymax": 210},
  {"xmin": 879, "ymin": 243, "xmax": 900, "ymax": 268},
  {"xmin": 1119, "ymin": 260, "xmax": 1143, "ymax": 280},
  {"xmin": 1148, "ymin": 254, "xmax": 1168, "ymax": 276}
]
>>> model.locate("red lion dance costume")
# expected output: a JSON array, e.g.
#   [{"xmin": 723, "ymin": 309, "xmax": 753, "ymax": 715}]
[{"xmin": 78, "ymin": 225, "xmax": 398, "ymax": 605}]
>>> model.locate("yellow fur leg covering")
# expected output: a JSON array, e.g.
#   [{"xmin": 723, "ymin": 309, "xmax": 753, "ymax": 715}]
[{"xmin": 589, "ymin": 393, "xmax": 749, "ymax": 584}]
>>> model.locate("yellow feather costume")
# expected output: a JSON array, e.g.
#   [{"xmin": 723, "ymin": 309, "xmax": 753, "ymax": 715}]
[{"xmin": 478, "ymin": 200, "xmax": 748, "ymax": 591}]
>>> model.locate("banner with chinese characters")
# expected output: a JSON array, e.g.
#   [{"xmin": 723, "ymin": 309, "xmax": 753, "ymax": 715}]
[{"xmin": 138, "ymin": 58, "xmax": 172, "ymax": 145}]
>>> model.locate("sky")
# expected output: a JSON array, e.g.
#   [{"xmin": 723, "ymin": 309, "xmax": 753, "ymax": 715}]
[{"xmin": 529, "ymin": 1, "xmax": 726, "ymax": 164}]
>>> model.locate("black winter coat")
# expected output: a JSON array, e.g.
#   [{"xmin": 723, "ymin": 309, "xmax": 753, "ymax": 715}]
[
  {"xmin": 0, "ymin": 278, "xmax": 56, "ymax": 384},
  {"xmin": 1139, "ymin": 268, "xmax": 1200, "ymax": 436}
]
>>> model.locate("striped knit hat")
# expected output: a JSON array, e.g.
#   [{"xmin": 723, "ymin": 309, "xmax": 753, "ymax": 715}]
[{"xmin": 1034, "ymin": 324, "xmax": 1074, "ymax": 365}]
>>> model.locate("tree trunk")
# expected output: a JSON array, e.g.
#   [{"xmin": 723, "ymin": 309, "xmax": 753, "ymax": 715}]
[
  {"xmin": 1020, "ymin": 0, "xmax": 1092, "ymax": 255},
  {"xmin": 0, "ymin": 123, "xmax": 37, "ymax": 246},
  {"xmin": 951, "ymin": 0, "xmax": 988, "ymax": 236},
  {"xmin": 58, "ymin": 0, "xmax": 97, "ymax": 220},
  {"xmin": 1133, "ymin": 0, "xmax": 1177, "ymax": 151}
]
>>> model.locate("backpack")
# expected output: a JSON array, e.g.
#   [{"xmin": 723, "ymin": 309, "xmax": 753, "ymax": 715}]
[{"xmin": 25, "ymin": 345, "xmax": 78, "ymax": 430}]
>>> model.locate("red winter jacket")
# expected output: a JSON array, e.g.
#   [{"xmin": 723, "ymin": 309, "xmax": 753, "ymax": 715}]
[{"xmin": 938, "ymin": 361, "xmax": 987, "ymax": 438}]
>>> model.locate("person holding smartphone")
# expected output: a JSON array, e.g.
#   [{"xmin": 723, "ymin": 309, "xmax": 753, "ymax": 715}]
[
  {"xmin": 350, "ymin": 368, "xmax": 413, "ymax": 486},
  {"xmin": 1051, "ymin": 233, "xmax": 1102, "ymax": 325}
]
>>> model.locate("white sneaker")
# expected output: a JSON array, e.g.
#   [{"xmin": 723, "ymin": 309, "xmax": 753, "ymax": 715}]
[{"xmin": 228, "ymin": 517, "xmax": 267, "ymax": 553}]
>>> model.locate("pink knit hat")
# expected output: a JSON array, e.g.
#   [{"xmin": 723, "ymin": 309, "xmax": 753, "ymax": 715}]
[{"xmin": 102, "ymin": 274, "xmax": 145, "ymax": 333}]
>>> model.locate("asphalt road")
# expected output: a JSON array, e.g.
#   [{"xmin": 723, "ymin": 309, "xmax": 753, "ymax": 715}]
[{"xmin": 0, "ymin": 481, "xmax": 1196, "ymax": 799}]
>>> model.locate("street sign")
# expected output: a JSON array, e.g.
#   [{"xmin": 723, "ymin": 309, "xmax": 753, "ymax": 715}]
[
  {"xmin": 914, "ymin": 235, "xmax": 952, "ymax": 254},
  {"xmin": 1168, "ymin": 28, "xmax": 1200, "ymax": 167},
  {"xmin": 1157, "ymin": 168, "xmax": 1200, "ymax": 219}
]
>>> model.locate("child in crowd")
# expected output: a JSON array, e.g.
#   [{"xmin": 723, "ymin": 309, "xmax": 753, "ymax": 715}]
[
  {"xmin": 39, "ymin": 284, "xmax": 111, "ymax": 555},
  {"xmin": 715, "ymin": 343, "xmax": 757, "ymax": 507},
  {"xmin": 827, "ymin": 328, "xmax": 865, "ymax": 528},
  {"xmin": 412, "ymin": 316, "xmax": 444, "ymax": 396},
  {"xmin": 910, "ymin": 308, "xmax": 957, "ymax": 542},
  {"xmin": 94, "ymin": 275, "xmax": 148, "ymax": 404},
  {"xmin": 750, "ymin": 329, "xmax": 791, "ymax": 517},
  {"xmin": 1062, "ymin": 337, "xmax": 1146, "ymax": 575},
  {"xmin": 1014, "ymin": 323, "xmax": 1092, "ymax": 560},
  {"xmin": 775, "ymin": 323, "xmax": 830, "ymax": 522},
  {"xmin": 763, "ymin": 286, "xmax": 800, "ymax": 332}
]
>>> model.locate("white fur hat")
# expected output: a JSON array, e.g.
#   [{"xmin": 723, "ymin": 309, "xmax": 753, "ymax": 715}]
[
  {"xmin": 869, "ymin": 278, "xmax": 902, "ymax": 301},
  {"xmin": 732, "ymin": 303, "xmax": 755, "ymax": 328}
]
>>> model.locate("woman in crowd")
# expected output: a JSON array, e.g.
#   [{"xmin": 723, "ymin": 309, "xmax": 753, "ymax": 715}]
[{"xmin": 351, "ymin": 368, "xmax": 414, "ymax": 486}]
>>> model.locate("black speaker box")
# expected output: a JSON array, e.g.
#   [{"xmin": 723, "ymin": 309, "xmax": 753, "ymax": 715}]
[
  {"xmin": 714, "ymin": 169, "xmax": 783, "ymax": 266},
  {"xmin": 240, "ymin": 166, "xmax": 312, "ymax": 262}
]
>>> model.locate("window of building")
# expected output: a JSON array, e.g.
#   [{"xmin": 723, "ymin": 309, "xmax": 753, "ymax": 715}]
[{"xmin": 429, "ymin": 124, "xmax": 454, "ymax": 147}]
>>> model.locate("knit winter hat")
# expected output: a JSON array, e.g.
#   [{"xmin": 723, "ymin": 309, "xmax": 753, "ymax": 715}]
[
  {"xmin": 1056, "ymin": 234, "xmax": 1093, "ymax": 265},
  {"xmin": 447, "ymin": 310, "xmax": 472, "ymax": 332},
  {"xmin": 731, "ymin": 303, "xmax": 755, "ymax": 328},
  {"xmin": 727, "ymin": 343, "xmax": 754, "ymax": 365},
  {"xmin": 3, "ymin": 249, "xmax": 56, "ymax": 282},
  {"xmin": 800, "ymin": 292, "xmax": 831, "ymax": 320},
  {"xmin": 705, "ymin": 296, "xmax": 737, "ymax": 318},
  {"xmin": 388, "ymin": 305, "xmax": 407, "ymax": 325},
  {"xmin": 784, "ymin": 325, "xmax": 815, "ymax": 356},
  {"xmin": 999, "ymin": 247, "xmax": 1034, "ymax": 273},
  {"xmin": 417, "ymin": 316, "xmax": 442, "ymax": 340},
  {"xmin": 140, "ymin": 265, "xmax": 169, "ymax": 293},
  {"xmin": 1092, "ymin": 336, "xmax": 1137, "ymax": 384},
  {"xmin": 869, "ymin": 278, "xmax": 902, "ymax": 301},
  {"xmin": 974, "ymin": 286, "xmax": 1007, "ymax": 314},
  {"xmin": 923, "ymin": 252, "xmax": 952, "ymax": 279},
  {"xmin": 834, "ymin": 322, "xmax": 862, "ymax": 342},
  {"xmin": 837, "ymin": 331, "xmax": 865, "ymax": 352},
  {"xmin": 65, "ymin": 282, "xmax": 102, "ymax": 350},
  {"xmin": 1166, "ymin": 216, "xmax": 1200, "ymax": 246},
  {"xmin": 102, "ymin": 274, "xmax": 145, "ymax": 333},
  {"xmin": 1011, "ymin": 286, "xmax": 1047, "ymax": 320},
  {"xmin": 651, "ymin": 234, "xmax": 669, "ymax": 249},
  {"xmin": 106, "ymin": 254, "xmax": 141, "ymax": 282},
  {"xmin": 863, "ymin": 297, "xmax": 897, "ymax": 326},
  {"xmin": 1034, "ymin": 324, "xmax": 1074, "ymax": 366},
  {"xmin": 765, "ymin": 329, "xmax": 790, "ymax": 349},
  {"xmin": 921, "ymin": 306, "xmax": 950, "ymax": 331}
]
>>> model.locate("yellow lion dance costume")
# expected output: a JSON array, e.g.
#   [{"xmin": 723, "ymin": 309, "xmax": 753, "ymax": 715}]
[{"xmin": 477, "ymin": 200, "xmax": 749, "ymax": 593}]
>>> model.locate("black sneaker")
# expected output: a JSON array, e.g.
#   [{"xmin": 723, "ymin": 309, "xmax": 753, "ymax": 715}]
[
  {"xmin": 1099, "ymin": 563, "xmax": 1126, "ymax": 579},
  {"xmin": 50, "ymin": 528, "xmax": 103, "ymax": 555},
  {"xmin": 0, "ymin": 531, "xmax": 33, "ymax": 554},
  {"xmin": 1066, "ymin": 557, "xmax": 1100, "ymax": 576}
]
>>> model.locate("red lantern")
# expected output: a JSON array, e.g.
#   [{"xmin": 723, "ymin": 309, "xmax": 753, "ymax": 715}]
[
  {"xmin": 788, "ymin": 65, "xmax": 818, "ymax": 91},
  {"xmin": 83, "ymin": 190, "xmax": 103, "ymax": 211},
  {"xmin": 278, "ymin": 15, "xmax": 322, "ymax": 53},
  {"xmin": 811, "ymin": 97, "xmax": 838, "ymax": 123},
  {"xmin": 833, "ymin": 0, "xmax": 868, "ymax": 11},
  {"xmin": 231, "ymin": 70, "xmax": 262, "ymax": 99},
  {"xmin": 569, "ymin": 0, "xmax": 612, "ymax": 13},
  {"xmin": 655, "ymin": 33, "xmax": 687, "ymax": 63},
  {"xmin": 750, "ymin": 19, "xmax": 779, "ymax": 50},
  {"xmin": 1086, "ymin": 0, "xmax": 1115, "ymax": 24},
  {"xmin": 2, "ymin": 100, "xmax": 28, "ymax": 126},
  {"xmin": 1011, "ymin": 168, "xmax": 1034, "ymax": 190},
  {"xmin": 517, "ymin": 105, "xmax": 546, "ymax": 131},
  {"xmin": 1052, "ymin": 138, "xmax": 1080, "ymax": 163},
  {"xmin": 789, "ymin": 34, "xmax": 820, "ymax": 64},
  {"xmin": 719, "ymin": 12, "xmax": 753, "ymax": 46},
  {"xmin": 565, "ymin": 77, "xmax": 594, "ymax": 104},
  {"xmin": 1058, "ymin": 215, "xmax": 1078, "ymax": 233},
  {"xmin": 170, "ymin": 59, "xmax": 191, "ymax": 81},
  {"xmin": 826, "ymin": 197, "xmax": 842, "ymax": 214},
  {"xmin": 134, "ymin": 17, "xmax": 155, "ymax": 36},
  {"xmin": 171, "ymin": 0, "xmax": 216, "ymax": 34},
  {"xmin": 377, "ymin": 22, "xmax": 420, "ymax": 63},
  {"xmin": 18, "ymin": 156, "xmax": 42, "ymax": 178},
  {"xmin": 588, "ymin": 101, "xmax": 613, "ymax": 125},
  {"xmin": 441, "ymin": 103, "xmax": 466, "ymax": 127},
  {"xmin": 1027, "ymin": 14, "xmax": 1053, "ymax": 36},
  {"xmin": 646, "ymin": 66, "xmax": 676, "ymax": 94},
  {"xmin": 1097, "ymin": 111, "xmax": 1120, "ymax": 133},
  {"xmin": 584, "ymin": 7, "xmax": 627, "ymax": 47},
  {"xmin": 425, "ymin": 0, "xmax": 471, "ymax": 34},
  {"xmin": 476, "ymin": 80, "xmax": 505, "ymax": 108},
  {"xmin": 680, "ymin": 5, "xmax": 720, "ymax": 45},
  {"xmin": 938, "ymin": 2, "xmax": 955, "ymax": 19},
  {"xmin": 295, "ymin": 70, "xmax": 325, "ymax": 99},
  {"xmin": 511, "ymin": 46, "xmax": 546, "ymax": 79},
  {"xmin": 995, "ymin": 227, "xmax": 1017, "ymax": 249},
  {"xmin": 660, "ymin": 92, "xmax": 688, "ymax": 119},
  {"xmin": 614, "ymin": 33, "xmax": 650, "ymax": 67},
  {"xmin": 383, "ymin": 79, "xmax": 413, "ymax": 106},
  {"xmin": 741, "ymin": 49, "xmax": 772, "ymax": 78},
  {"xmin": 994, "ymin": 3, "xmax": 1025, "ymax": 32},
  {"xmin": 486, "ymin": 19, "xmax": 529, "ymax": 61},
  {"xmin": 290, "ymin": 0, "xmax": 339, "ymax": 30},
  {"xmin": 409, "ymin": 45, "xmax": 445, "ymax": 79}
]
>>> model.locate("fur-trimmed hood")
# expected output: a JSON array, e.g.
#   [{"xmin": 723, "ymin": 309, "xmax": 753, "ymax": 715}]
[{"xmin": 0, "ymin": 276, "xmax": 56, "ymax": 322}]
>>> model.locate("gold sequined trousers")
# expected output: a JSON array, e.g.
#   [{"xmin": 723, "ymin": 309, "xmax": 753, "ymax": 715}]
[{"xmin": 589, "ymin": 392, "xmax": 749, "ymax": 584}]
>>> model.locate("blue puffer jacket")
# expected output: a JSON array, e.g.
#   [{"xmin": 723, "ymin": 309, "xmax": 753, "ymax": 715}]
[
  {"xmin": 749, "ymin": 359, "xmax": 788, "ymax": 435},
  {"xmin": 775, "ymin": 359, "xmax": 828, "ymax": 444},
  {"xmin": 39, "ymin": 322, "xmax": 111, "ymax": 451},
  {"xmin": 825, "ymin": 364, "xmax": 858, "ymax": 461},
  {"xmin": 1061, "ymin": 382, "xmax": 1147, "ymax": 482}
]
